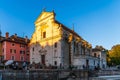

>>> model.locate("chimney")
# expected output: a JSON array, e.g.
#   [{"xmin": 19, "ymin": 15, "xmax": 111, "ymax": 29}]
[
  {"xmin": 5, "ymin": 32, "xmax": 9, "ymax": 38},
  {"xmin": 25, "ymin": 36, "xmax": 28, "ymax": 42}
]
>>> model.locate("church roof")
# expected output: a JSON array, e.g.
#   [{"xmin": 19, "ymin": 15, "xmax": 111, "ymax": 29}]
[{"xmin": 55, "ymin": 20, "xmax": 83, "ymax": 40}]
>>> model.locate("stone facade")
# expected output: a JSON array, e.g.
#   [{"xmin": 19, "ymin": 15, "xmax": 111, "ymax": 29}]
[
  {"xmin": 30, "ymin": 10, "xmax": 98, "ymax": 69},
  {"xmin": 92, "ymin": 47, "xmax": 107, "ymax": 69}
]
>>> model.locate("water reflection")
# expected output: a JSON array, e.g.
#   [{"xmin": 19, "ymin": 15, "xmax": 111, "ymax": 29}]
[{"xmin": 92, "ymin": 75, "xmax": 120, "ymax": 80}]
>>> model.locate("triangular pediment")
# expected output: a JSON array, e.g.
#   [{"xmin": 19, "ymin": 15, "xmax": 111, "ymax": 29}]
[{"xmin": 35, "ymin": 11, "xmax": 54, "ymax": 24}]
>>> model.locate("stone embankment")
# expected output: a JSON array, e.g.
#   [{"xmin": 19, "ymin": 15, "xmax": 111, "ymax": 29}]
[
  {"xmin": 90, "ymin": 69, "xmax": 120, "ymax": 77},
  {"xmin": 0, "ymin": 69, "xmax": 90, "ymax": 80},
  {"xmin": 1, "ymin": 69, "xmax": 119, "ymax": 80}
]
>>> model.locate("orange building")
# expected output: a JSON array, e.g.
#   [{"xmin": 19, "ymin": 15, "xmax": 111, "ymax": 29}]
[{"xmin": 0, "ymin": 32, "xmax": 30, "ymax": 64}]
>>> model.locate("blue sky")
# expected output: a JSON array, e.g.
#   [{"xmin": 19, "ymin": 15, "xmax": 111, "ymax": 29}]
[{"xmin": 0, "ymin": 0, "xmax": 120, "ymax": 50}]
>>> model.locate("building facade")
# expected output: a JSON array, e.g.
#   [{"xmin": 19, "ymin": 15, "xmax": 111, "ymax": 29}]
[
  {"xmin": 30, "ymin": 10, "xmax": 98, "ymax": 69},
  {"xmin": 0, "ymin": 32, "xmax": 30, "ymax": 64},
  {"xmin": 92, "ymin": 46, "xmax": 107, "ymax": 69}
]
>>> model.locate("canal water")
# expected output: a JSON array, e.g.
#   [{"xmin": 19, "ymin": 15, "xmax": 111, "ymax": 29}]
[{"xmin": 92, "ymin": 75, "xmax": 120, "ymax": 80}]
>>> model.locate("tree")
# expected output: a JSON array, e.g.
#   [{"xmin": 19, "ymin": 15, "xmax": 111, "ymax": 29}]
[{"xmin": 108, "ymin": 44, "xmax": 120, "ymax": 65}]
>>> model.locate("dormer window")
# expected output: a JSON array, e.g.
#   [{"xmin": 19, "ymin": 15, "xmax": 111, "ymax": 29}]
[{"xmin": 43, "ymin": 31, "xmax": 46, "ymax": 38}]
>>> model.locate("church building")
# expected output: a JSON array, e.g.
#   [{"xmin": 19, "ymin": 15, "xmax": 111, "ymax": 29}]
[{"xmin": 30, "ymin": 10, "xmax": 97, "ymax": 69}]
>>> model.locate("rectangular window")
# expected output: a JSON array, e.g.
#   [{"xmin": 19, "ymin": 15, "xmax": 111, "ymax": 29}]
[
  {"xmin": 20, "ymin": 56, "xmax": 24, "ymax": 61},
  {"xmin": 43, "ymin": 31, "xmax": 46, "ymax": 38},
  {"xmin": 54, "ymin": 42, "xmax": 57, "ymax": 48},
  {"xmin": 54, "ymin": 61, "xmax": 57, "ymax": 65},
  {"xmin": 10, "ymin": 49, "xmax": 16, "ymax": 53},
  {"xmin": 14, "ymin": 50, "xmax": 16, "ymax": 53},
  {"xmin": 33, "ymin": 47, "xmax": 34, "ymax": 52},
  {"xmin": 20, "ymin": 50, "xmax": 22, "ymax": 54},
  {"xmin": 10, "ymin": 49, "xmax": 12, "ymax": 53},
  {"xmin": 20, "ymin": 50, "xmax": 25, "ymax": 54},
  {"xmin": 11, "ymin": 56, "xmax": 15, "ymax": 60}
]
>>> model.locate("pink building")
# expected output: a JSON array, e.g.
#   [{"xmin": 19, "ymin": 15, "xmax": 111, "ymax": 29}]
[{"xmin": 0, "ymin": 32, "xmax": 30, "ymax": 64}]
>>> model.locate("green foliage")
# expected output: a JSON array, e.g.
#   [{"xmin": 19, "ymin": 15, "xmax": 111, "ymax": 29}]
[{"xmin": 108, "ymin": 44, "xmax": 120, "ymax": 66}]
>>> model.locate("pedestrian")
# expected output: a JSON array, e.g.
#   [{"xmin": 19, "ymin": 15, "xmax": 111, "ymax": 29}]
[
  {"xmin": 22, "ymin": 62, "xmax": 26, "ymax": 70},
  {"xmin": 15, "ymin": 62, "xmax": 18, "ymax": 70},
  {"xmin": 83, "ymin": 64, "xmax": 85, "ymax": 69}
]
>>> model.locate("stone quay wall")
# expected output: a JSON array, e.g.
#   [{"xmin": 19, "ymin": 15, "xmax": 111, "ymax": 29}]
[{"xmin": 0, "ymin": 69, "xmax": 90, "ymax": 80}]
